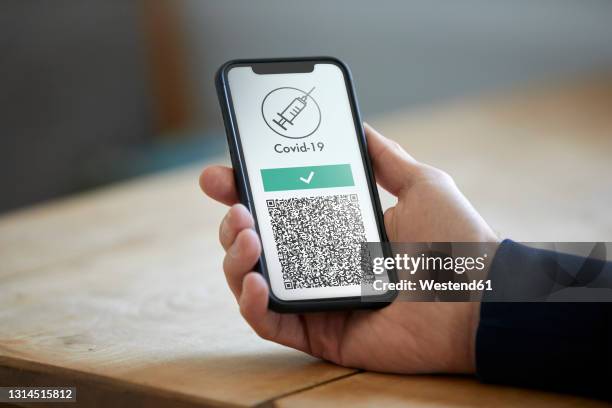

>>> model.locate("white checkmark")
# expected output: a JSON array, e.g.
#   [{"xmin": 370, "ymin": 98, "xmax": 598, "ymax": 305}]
[{"xmin": 299, "ymin": 171, "xmax": 315, "ymax": 184}]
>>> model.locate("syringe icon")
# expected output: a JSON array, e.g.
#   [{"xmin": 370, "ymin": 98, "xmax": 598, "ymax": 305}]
[{"xmin": 272, "ymin": 87, "xmax": 315, "ymax": 130}]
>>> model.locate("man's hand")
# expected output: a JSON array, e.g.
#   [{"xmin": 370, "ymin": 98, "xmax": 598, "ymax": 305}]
[{"xmin": 199, "ymin": 124, "xmax": 498, "ymax": 374}]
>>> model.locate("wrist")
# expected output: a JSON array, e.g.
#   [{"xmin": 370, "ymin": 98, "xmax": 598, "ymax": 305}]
[
  {"xmin": 435, "ymin": 302, "xmax": 481, "ymax": 374},
  {"xmin": 449, "ymin": 302, "xmax": 480, "ymax": 374}
]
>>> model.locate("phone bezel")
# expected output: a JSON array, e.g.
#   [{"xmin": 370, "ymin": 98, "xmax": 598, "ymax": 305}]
[{"xmin": 215, "ymin": 56, "xmax": 396, "ymax": 312}]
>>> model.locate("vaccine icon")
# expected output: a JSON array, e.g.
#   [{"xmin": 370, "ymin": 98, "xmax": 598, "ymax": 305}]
[
  {"xmin": 262, "ymin": 87, "xmax": 321, "ymax": 139},
  {"xmin": 272, "ymin": 87, "xmax": 315, "ymax": 130}
]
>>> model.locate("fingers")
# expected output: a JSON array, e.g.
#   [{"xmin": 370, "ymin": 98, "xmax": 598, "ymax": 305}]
[
  {"xmin": 201, "ymin": 166, "xmax": 318, "ymax": 356},
  {"xmin": 223, "ymin": 226, "xmax": 261, "ymax": 299},
  {"xmin": 223, "ymin": 248, "xmax": 310, "ymax": 353},
  {"xmin": 219, "ymin": 204, "xmax": 258, "ymax": 298},
  {"xmin": 200, "ymin": 165, "xmax": 239, "ymax": 206},
  {"xmin": 239, "ymin": 272, "xmax": 309, "ymax": 352},
  {"xmin": 364, "ymin": 122, "xmax": 421, "ymax": 196},
  {"xmin": 239, "ymin": 273, "xmax": 278, "ymax": 336},
  {"xmin": 219, "ymin": 204, "xmax": 255, "ymax": 250}
]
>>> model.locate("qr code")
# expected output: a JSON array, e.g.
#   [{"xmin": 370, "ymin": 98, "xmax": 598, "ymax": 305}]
[{"xmin": 267, "ymin": 194, "xmax": 373, "ymax": 289}]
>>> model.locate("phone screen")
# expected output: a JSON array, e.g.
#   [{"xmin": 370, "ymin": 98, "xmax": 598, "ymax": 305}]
[{"xmin": 227, "ymin": 62, "xmax": 385, "ymax": 301}]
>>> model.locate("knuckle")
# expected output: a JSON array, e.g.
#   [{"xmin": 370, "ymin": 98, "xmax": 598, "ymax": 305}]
[
  {"xmin": 256, "ymin": 326, "xmax": 274, "ymax": 341},
  {"xmin": 240, "ymin": 229, "xmax": 261, "ymax": 258},
  {"xmin": 239, "ymin": 303, "xmax": 252, "ymax": 324},
  {"xmin": 435, "ymin": 168, "xmax": 453, "ymax": 182},
  {"xmin": 222, "ymin": 253, "xmax": 233, "ymax": 275},
  {"xmin": 421, "ymin": 165, "xmax": 454, "ymax": 184},
  {"xmin": 246, "ymin": 316, "xmax": 273, "ymax": 340}
]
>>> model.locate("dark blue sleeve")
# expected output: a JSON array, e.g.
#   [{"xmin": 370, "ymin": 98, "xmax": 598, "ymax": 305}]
[{"xmin": 476, "ymin": 240, "xmax": 612, "ymax": 399}]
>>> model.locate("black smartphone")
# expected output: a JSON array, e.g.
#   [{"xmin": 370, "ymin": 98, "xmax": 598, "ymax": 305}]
[{"xmin": 216, "ymin": 57, "xmax": 394, "ymax": 312}]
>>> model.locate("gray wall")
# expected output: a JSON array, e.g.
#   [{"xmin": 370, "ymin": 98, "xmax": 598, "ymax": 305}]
[
  {"xmin": 0, "ymin": 1, "xmax": 152, "ymax": 212},
  {"xmin": 182, "ymin": 0, "xmax": 612, "ymax": 127},
  {"xmin": 3, "ymin": 1, "xmax": 612, "ymax": 212}
]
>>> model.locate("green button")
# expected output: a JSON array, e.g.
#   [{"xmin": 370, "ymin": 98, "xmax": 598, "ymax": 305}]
[{"xmin": 261, "ymin": 164, "xmax": 354, "ymax": 192}]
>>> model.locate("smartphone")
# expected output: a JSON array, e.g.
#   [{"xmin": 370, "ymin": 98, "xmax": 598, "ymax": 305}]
[{"xmin": 216, "ymin": 57, "xmax": 394, "ymax": 312}]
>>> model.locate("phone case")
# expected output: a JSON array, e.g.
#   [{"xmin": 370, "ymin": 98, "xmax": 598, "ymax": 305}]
[{"xmin": 215, "ymin": 56, "xmax": 396, "ymax": 313}]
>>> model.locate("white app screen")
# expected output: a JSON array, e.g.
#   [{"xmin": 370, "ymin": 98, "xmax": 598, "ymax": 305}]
[{"xmin": 227, "ymin": 63, "xmax": 384, "ymax": 300}]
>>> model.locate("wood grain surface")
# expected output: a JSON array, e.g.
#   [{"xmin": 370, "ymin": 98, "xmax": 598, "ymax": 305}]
[
  {"xmin": 0, "ymin": 169, "xmax": 354, "ymax": 407},
  {"xmin": 1, "ymin": 76, "xmax": 611, "ymax": 407},
  {"xmin": 274, "ymin": 373, "xmax": 611, "ymax": 408}
]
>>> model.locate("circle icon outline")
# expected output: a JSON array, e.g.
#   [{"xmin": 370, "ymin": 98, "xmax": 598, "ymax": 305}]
[{"xmin": 261, "ymin": 87, "xmax": 321, "ymax": 139}]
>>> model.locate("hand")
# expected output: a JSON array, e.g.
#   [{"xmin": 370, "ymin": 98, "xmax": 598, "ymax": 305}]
[{"xmin": 199, "ymin": 123, "xmax": 498, "ymax": 374}]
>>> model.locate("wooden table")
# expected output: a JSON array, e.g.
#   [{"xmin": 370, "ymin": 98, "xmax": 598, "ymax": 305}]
[{"xmin": 1, "ymin": 77, "xmax": 611, "ymax": 407}]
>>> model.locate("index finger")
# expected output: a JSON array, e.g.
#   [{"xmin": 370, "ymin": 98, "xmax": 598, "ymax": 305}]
[{"xmin": 200, "ymin": 165, "xmax": 239, "ymax": 206}]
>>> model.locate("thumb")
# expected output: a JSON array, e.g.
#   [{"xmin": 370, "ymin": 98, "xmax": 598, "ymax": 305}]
[{"xmin": 364, "ymin": 123, "xmax": 420, "ymax": 196}]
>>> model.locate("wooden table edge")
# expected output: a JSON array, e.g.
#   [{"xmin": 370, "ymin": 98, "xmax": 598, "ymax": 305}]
[{"xmin": 0, "ymin": 355, "xmax": 242, "ymax": 408}]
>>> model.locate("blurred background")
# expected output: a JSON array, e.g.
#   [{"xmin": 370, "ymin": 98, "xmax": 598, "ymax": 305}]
[{"xmin": 2, "ymin": 0, "xmax": 612, "ymax": 213}]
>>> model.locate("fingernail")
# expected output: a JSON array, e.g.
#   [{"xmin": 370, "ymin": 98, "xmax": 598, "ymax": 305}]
[{"xmin": 221, "ymin": 212, "xmax": 232, "ymax": 240}]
